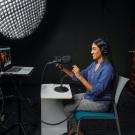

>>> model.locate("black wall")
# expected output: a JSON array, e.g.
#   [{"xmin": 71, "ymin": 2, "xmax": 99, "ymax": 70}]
[{"xmin": 0, "ymin": 0, "xmax": 134, "ymax": 88}]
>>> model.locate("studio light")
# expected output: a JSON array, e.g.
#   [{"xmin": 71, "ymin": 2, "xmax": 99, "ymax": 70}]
[{"xmin": 0, "ymin": 0, "xmax": 47, "ymax": 39}]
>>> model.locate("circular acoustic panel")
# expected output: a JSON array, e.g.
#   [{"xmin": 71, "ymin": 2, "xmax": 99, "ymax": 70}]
[{"xmin": 0, "ymin": 0, "xmax": 47, "ymax": 39}]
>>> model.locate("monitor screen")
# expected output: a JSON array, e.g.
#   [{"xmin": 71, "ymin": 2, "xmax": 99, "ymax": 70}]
[{"xmin": 0, "ymin": 47, "xmax": 11, "ymax": 71}]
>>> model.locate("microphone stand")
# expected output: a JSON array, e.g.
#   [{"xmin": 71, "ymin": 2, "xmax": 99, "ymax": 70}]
[{"xmin": 54, "ymin": 74, "xmax": 69, "ymax": 92}]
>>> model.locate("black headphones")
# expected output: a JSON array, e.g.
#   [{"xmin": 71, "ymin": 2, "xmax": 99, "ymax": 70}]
[
  {"xmin": 93, "ymin": 38, "xmax": 110, "ymax": 56},
  {"xmin": 100, "ymin": 42, "xmax": 110, "ymax": 55}
]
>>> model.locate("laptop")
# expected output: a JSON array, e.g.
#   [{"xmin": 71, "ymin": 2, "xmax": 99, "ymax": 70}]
[{"xmin": 0, "ymin": 47, "xmax": 34, "ymax": 75}]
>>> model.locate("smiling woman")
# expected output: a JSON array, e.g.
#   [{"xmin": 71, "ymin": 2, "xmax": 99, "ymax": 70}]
[
  {"xmin": 56, "ymin": 38, "xmax": 114, "ymax": 135},
  {"xmin": 0, "ymin": 0, "xmax": 47, "ymax": 39}
]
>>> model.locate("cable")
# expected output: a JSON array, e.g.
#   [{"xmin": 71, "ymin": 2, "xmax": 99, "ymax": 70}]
[
  {"xmin": 41, "ymin": 113, "xmax": 73, "ymax": 126},
  {"xmin": 40, "ymin": 62, "xmax": 50, "ymax": 85},
  {"xmin": 41, "ymin": 98, "xmax": 82, "ymax": 126}
]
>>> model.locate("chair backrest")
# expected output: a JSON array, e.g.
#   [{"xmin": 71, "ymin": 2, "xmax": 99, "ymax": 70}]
[{"xmin": 114, "ymin": 76, "xmax": 129, "ymax": 105}]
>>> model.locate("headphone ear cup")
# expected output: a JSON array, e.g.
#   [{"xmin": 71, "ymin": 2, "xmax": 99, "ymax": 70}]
[
  {"xmin": 100, "ymin": 46, "xmax": 104, "ymax": 54},
  {"xmin": 101, "ymin": 45, "xmax": 109, "ymax": 55}
]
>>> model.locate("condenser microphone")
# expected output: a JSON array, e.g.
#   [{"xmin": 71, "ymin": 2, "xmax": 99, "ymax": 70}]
[{"xmin": 48, "ymin": 56, "xmax": 72, "ymax": 64}]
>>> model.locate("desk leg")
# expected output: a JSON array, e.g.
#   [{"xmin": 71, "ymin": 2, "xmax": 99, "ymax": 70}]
[{"xmin": 41, "ymin": 99, "xmax": 67, "ymax": 135}]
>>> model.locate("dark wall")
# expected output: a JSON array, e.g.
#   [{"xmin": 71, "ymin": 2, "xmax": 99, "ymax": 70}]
[
  {"xmin": 0, "ymin": 0, "xmax": 134, "ymax": 86},
  {"xmin": 0, "ymin": 2, "xmax": 134, "ymax": 134}
]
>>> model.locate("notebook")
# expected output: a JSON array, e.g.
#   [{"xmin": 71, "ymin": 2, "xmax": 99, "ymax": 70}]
[{"xmin": 0, "ymin": 47, "xmax": 34, "ymax": 75}]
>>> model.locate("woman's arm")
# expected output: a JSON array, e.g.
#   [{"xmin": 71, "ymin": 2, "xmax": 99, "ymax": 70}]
[
  {"xmin": 56, "ymin": 64, "xmax": 93, "ymax": 91},
  {"xmin": 72, "ymin": 65, "xmax": 93, "ymax": 91},
  {"xmin": 62, "ymin": 66, "xmax": 74, "ymax": 77},
  {"xmin": 56, "ymin": 64, "xmax": 74, "ymax": 77}
]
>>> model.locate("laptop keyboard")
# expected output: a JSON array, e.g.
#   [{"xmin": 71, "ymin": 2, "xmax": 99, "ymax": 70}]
[{"xmin": 6, "ymin": 67, "xmax": 22, "ymax": 72}]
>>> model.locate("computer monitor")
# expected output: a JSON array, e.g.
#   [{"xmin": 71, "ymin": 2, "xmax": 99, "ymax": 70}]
[{"xmin": 0, "ymin": 47, "xmax": 11, "ymax": 71}]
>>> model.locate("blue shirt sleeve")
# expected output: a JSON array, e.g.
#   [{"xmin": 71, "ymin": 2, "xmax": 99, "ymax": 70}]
[{"xmin": 92, "ymin": 66, "xmax": 113, "ymax": 96}]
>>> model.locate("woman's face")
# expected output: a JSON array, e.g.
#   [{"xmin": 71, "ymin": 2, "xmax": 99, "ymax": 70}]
[{"xmin": 91, "ymin": 43, "xmax": 103, "ymax": 60}]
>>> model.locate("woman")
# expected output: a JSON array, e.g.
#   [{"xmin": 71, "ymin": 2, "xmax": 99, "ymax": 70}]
[{"xmin": 58, "ymin": 38, "xmax": 114, "ymax": 135}]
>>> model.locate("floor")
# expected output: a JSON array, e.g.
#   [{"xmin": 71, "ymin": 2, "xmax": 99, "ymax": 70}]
[{"xmin": 0, "ymin": 83, "xmax": 135, "ymax": 135}]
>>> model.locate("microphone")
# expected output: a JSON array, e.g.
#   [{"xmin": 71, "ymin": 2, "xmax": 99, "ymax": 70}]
[
  {"xmin": 48, "ymin": 56, "xmax": 72, "ymax": 64},
  {"xmin": 47, "ymin": 56, "xmax": 71, "ymax": 92}
]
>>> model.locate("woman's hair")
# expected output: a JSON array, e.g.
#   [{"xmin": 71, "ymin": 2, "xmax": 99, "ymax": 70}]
[
  {"xmin": 93, "ymin": 38, "xmax": 110, "ymax": 56},
  {"xmin": 93, "ymin": 38, "xmax": 117, "ymax": 72}
]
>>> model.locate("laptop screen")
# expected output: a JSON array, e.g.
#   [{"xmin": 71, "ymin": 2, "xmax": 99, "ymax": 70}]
[{"xmin": 0, "ymin": 47, "xmax": 11, "ymax": 71}]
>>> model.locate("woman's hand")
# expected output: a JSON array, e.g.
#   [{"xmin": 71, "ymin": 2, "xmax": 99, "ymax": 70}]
[
  {"xmin": 72, "ymin": 65, "xmax": 81, "ymax": 78},
  {"xmin": 56, "ymin": 64, "xmax": 74, "ymax": 77},
  {"xmin": 56, "ymin": 63, "xmax": 63, "ymax": 70},
  {"xmin": 72, "ymin": 65, "xmax": 92, "ymax": 91}
]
